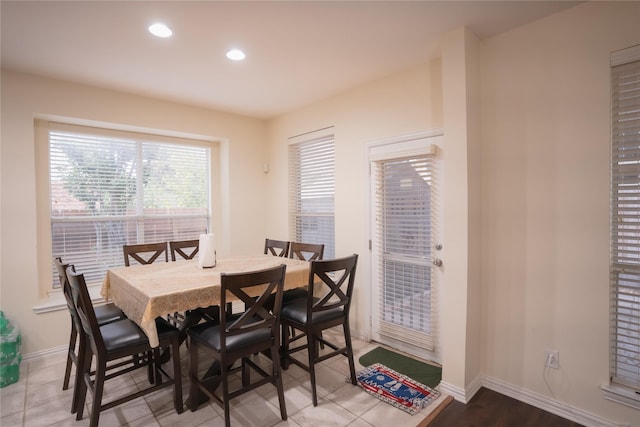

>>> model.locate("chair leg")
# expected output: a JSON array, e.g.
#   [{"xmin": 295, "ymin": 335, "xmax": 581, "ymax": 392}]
[
  {"xmin": 189, "ymin": 340, "xmax": 200, "ymax": 412},
  {"xmin": 220, "ymin": 356, "xmax": 232, "ymax": 427},
  {"xmin": 307, "ymin": 331, "xmax": 319, "ymax": 406},
  {"xmin": 63, "ymin": 324, "xmax": 76, "ymax": 391},
  {"xmin": 71, "ymin": 331, "xmax": 86, "ymax": 415},
  {"xmin": 153, "ymin": 348, "xmax": 163, "ymax": 385},
  {"xmin": 148, "ymin": 350, "xmax": 156, "ymax": 384},
  {"xmin": 343, "ymin": 323, "xmax": 357, "ymax": 385},
  {"xmin": 75, "ymin": 345, "xmax": 92, "ymax": 421},
  {"xmin": 281, "ymin": 323, "xmax": 290, "ymax": 370},
  {"xmin": 171, "ymin": 339, "xmax": 184, "ymax": 414},
  {"xmin": 89, "ymin": 360, "xmax": 106, "ymax": 427},
  {"xmin": 271, "ymin": 342, "xmax": 287, "ymax": 421},
  {"xmin": 241, "ymin": 357, "xmax": 250, "ymax": 386}
]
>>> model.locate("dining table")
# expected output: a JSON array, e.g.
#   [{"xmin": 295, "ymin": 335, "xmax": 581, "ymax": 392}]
[{"xmin": 100, "ymin": 254, "xmax": 310, "ymax": 348}]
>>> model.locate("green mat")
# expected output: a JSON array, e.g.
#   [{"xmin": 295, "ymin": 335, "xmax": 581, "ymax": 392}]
[{"xmin": 358, "ymin": 346, "xmax": 442, "ymax": 389}]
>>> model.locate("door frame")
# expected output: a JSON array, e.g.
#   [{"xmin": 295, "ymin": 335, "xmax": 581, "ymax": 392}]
[{"xmin": 364, "ymin": 129, "xmax": 443, "ymax": 363}]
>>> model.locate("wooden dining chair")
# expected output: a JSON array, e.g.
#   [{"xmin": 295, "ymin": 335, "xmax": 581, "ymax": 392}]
[
  {"xmin": 55, "ymin": 257, "xmax": 127, "ymax": 414},
  {"xmin": 282, "ymin": 241, "xmax": 324, "ymax": 301},
  {"xmin": 66, "ymin": 265, "xmax": 183, "ymax": 427},
  {"xmin": 277, "ymin": 241, "xmax": 326, "ymax": 341},
  {"xmin": 280, "ymin": 254, "xmax": 359, "ymax": 406},
  {"xmin": 167, "ymin": 239, "xmax": 202, "ymax": 327},
  {"xmin": 289, "ymin": 241, "xmax": 324, "ymax": 261},
  {"xmin": 124, "ymin": 242, "xmax": 182, "ymax": 339},
  {"xmin": 169, "ymin": 239, "xmax": 199, "ymax": 261},
  {"xmin": 187, "ymin": 264, "xmax": 288, "ymax": 427},
  {"xmin": 168, "ymin": 238, "xmax": 229, "ymax": 331},
  {"xmin": 123, "ymin": 242, "xmax": 168, "ymax": 266},
  {"xmin": 264, "ymin": 238, "xmax": 290, "ymax": 257}
]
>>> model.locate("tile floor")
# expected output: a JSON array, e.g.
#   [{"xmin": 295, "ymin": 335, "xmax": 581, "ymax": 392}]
[{"xmin": 0, "ymin": 329, "xmax": 444, "ymax": 427}]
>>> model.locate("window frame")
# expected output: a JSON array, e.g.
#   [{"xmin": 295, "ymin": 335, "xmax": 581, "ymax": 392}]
[
  {"xmin": 34, "ymin": 119, "xmax": 222, "ymax": 307},
  {"xmin": 605, "ymin": 44, "xmax": 640, "ymax": 409}
]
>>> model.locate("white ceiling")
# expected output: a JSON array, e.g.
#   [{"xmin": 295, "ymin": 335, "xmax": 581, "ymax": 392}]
[{"xmin": 1, "ymin": 1, "xmax": 581, "ymax": 119}]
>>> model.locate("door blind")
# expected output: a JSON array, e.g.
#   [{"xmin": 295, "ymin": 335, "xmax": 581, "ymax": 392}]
[
  {"xmin": 374, "ymin": 153, "xmax": 434, "ymax": 350},
  {"xmin": 610, "ymin": 56, "xmax": 640, "ymax": 391}
]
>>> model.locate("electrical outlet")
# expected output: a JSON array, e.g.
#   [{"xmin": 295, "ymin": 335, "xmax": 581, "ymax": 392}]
[{"xmin": 544, "ymin": 350, "xmax": 559, "ymax": 369}]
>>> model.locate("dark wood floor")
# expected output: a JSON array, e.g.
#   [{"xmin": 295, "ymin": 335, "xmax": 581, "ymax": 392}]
[{"xmin": 429, "ymin": 387, "xmax": 584, "ymax": 427}]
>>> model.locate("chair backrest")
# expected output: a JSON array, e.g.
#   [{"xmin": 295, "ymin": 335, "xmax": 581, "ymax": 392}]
[
  {"xmin": 289, "ymin": 242, "xmax": 324, "ymax": 261},
  {"xmin": 55, "ymin": 257, "xmax": 83, "ymax": 331},
  {"xmin": 123, "ymin": 242, "xmax": 168, "ymax": 266},
  {"xmin": 307, "ymin": 254, "xmax": 358, "ymax": 317},
  {"xmin": 170, "ymin": 239, "xmax": 199, "ymax": 261},
  {"xmin": 66, "ymin": 265, "xmax": 105, "ymax": 354},
  {"xmin": 219, "ymin": 264, "xmax": 286, "ymax": 353},
  {"xmin": 264, "ymin": 238, "xmax": 290, "ymax": 257},
  {"xmin": 54, "ymin": 256, "xmax": 72, "ymax": 305}
]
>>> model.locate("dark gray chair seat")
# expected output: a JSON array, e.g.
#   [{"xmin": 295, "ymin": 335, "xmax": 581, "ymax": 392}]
[
  {"xmin": 280, "ymin": 298, "xmax": 344, "ymax": 325},
  {"xmin": 94, "ymin": 304, "xmax": 126, "ymax": 325}
]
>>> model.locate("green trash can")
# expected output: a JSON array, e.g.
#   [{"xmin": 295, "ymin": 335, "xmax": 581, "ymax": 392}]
[{"xmin": 0, "ymin": 311, "xmax": 22, "ymax": 388}]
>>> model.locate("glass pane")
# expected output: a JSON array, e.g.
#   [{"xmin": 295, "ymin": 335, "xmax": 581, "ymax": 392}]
[
  {"xmin": 51, "ymin": 219, "xmax": 129, "ymax": 285},
  {"xmin": 50, "ymin": 133, "xmax": 137, "ymax": 217},
  {"xmin": 49, "ymin": 128, "xmax": 211, "ymax": 287},
  {"xmin": 142, "ymin": 143, "xmax": 209, "ymax": 211},
  {"xmin": 295, "ymin": 215, "xmax": 335, "ymax": 260},
  {"xmin": 382, "ymin": 258, "xmax": 431, "ymax": 334}
]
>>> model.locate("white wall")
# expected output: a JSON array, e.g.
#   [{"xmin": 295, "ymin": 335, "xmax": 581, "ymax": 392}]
[
  {"xmin": 266, "ymin": 1, "xmax": 640, "ymax": 425},
  {"xmin": 0, "ymin": 70, "xmax": 268, "ymax": 354},
  {"xmin": 264, "ymin": 26, "xmax": 486, "ymax": 406},
  {"xmin": 479, "ymin": 1, "xmax": 640, "ymax": 425},
  {"xmin": 2, "ymin": 1, "xmax": 639, "ymax": 424},
  {"xmin": 265, "ymin": 58, "xmax": 444, "ymax": 336}
]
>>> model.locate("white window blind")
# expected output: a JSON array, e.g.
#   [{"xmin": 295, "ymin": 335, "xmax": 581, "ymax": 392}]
[
  {"xmin": 611, "ymin": 53, "xmax": 640, "ymax": 392},
  {"xmin": 374, "ymin": 152, "xmax": 434, "ymax": 350},
  {"xmin": 288, "ymin": 128, "xmax": 335, "ymax": 259},
  {"xmin": 49, "ymin": 123, "xmax": 210, "ymax": 286}
]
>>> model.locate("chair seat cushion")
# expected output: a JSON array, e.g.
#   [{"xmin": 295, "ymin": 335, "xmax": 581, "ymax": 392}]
[
  {"xmin": 94, "ymin": 303, "xmax": 125, "ymax": 326},
  {"xmin": 264, "ymin": 287, "xmax": 308, "ymax": 311},
  {"xmin": 188, "ymin": 320, "xmax": 272, "ymax": 352},
  {"xmin": 155, "ymin": 317, "xmax": 180, "ymax": 339},
  {"xmin": 280, "ymin": 298, "xmax": 344, "ymax": 325},
  {"xmin": 282, "ymin": 288, "xmax": 310, "ymax": 304},
  {"xmin": 100, "ymin": 319, "xmax": 150, "ymax": 352}
]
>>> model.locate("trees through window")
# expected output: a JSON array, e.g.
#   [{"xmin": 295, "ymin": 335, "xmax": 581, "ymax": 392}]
[{"xmin": 48, "ymin": 123, "xmax": 210, "ymax": 286}]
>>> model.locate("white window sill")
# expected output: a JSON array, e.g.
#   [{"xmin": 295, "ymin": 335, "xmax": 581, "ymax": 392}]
[
  {"xmin": 32, "ymin": 286, "xmax": 106, "ymax": 314},
  {"xmin": 601, "ymin": 383, "xmax": 640, "ymax": 410}
]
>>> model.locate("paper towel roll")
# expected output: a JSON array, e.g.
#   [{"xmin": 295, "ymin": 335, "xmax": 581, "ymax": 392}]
[{"xmin": 198, "ymin": 233, "xmax": 216, "ymax": 268}]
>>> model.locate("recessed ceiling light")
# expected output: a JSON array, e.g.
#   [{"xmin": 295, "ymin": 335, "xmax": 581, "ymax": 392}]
[
  {"xmin": 149, "ymin": 23, "xmax": 172, "ymax": 38},
  {"xmin": 226, "ymin": 49, "xmax": 246, "ymax": 61}
]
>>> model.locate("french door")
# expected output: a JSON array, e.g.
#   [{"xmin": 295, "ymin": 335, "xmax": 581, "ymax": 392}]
[{"xmin": 369, "ymin": 133, "xmax": 441, "ymax": 362}]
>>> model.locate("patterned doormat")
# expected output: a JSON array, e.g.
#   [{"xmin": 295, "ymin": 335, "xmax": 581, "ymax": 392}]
[
  {"xmin": 356, "ymin": 363, "xmax": 441, "ymax": 415},
  {"xmin": 358, "ymin": 346, "xmax": 442, "ymax": 388}
]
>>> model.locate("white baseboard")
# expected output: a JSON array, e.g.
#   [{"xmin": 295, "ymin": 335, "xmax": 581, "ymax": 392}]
[
  {"xmin": 437, "ymin": 381, "xmax": 466, "ymax": 402},
  {"xmin": 438, "ymin": 374, "xmax": 482, "ymax": 404},
  {"xmin": 481, "ymin": 375, "xmax": 625, "ymax": 427},
  {"xmin": 23, "ymin": 345, "xmax": 66, "ymax": 360},
  {"xmin": 439, "ymin": 374, "xmax": 625, "ymax": 427}
]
